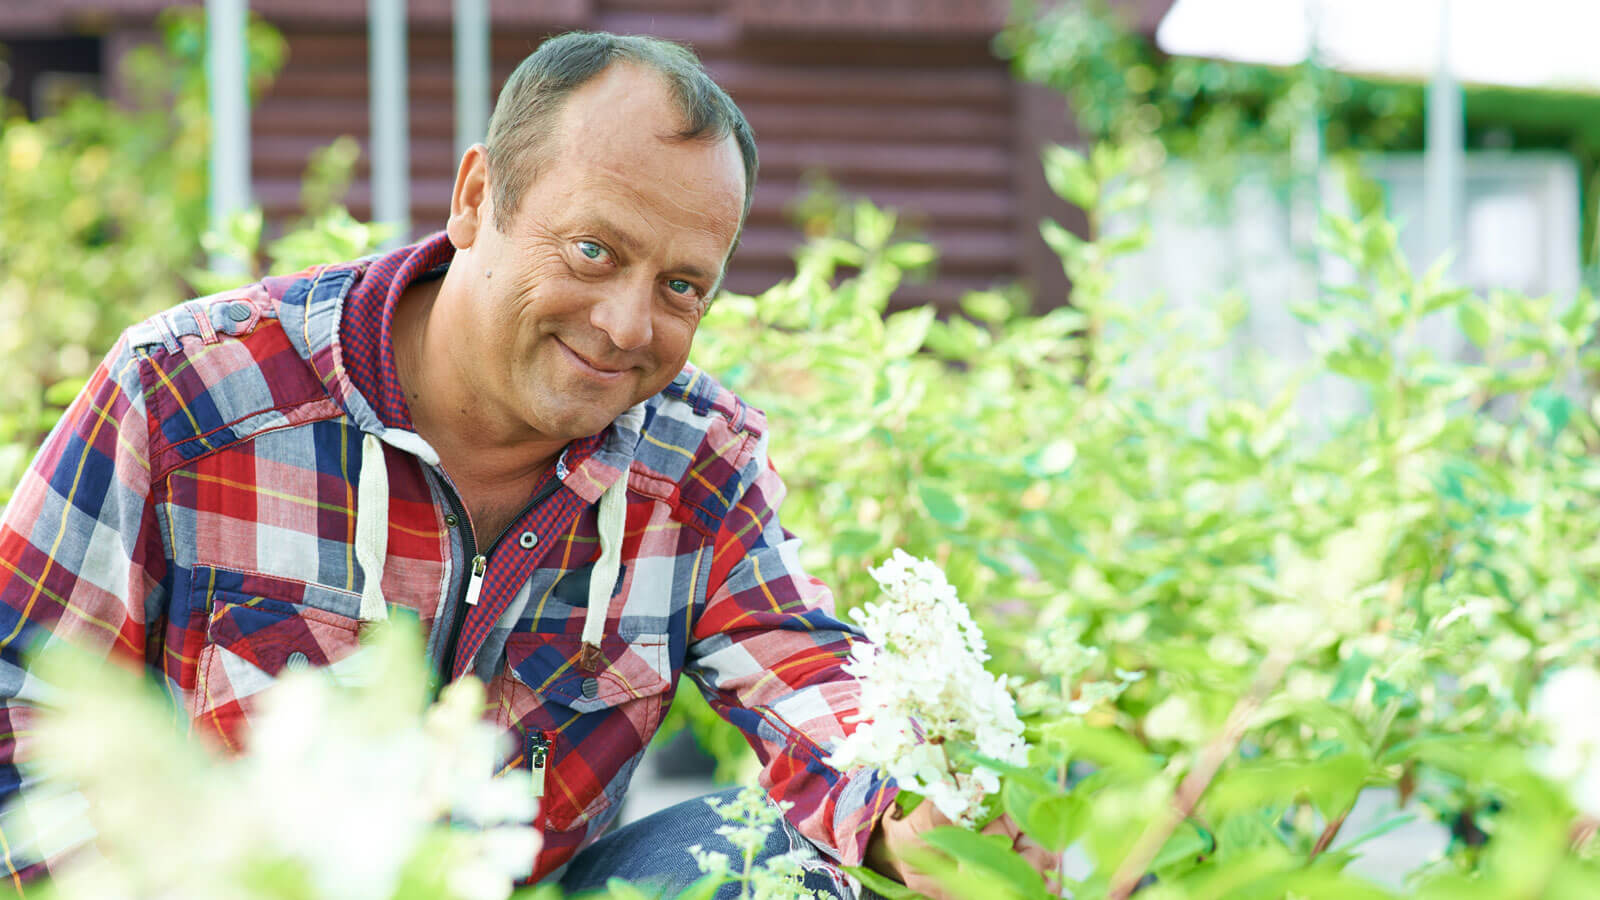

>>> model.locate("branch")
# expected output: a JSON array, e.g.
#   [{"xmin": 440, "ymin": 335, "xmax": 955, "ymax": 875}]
[
  {"xmin": 1107, "ymin": 648, "xmax": 1295, "ymax": 900},
  {"xmin": 1571, "ymin": 816, "xmax": 1599, "ymax": 853},
  {"xmin": 1308, "ymin": 808, "xmax": 1351, "ymax": 860}
]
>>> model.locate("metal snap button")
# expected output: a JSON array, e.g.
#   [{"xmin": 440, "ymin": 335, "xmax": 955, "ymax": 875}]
[
  {"xmin": 286, "ymin": 651, "xmax": 310, "ymax": 671},
  {"xmin": 581, "ymin": 677, "xmax": 599, "ymax": 699},
  {"xmin": 444, "ymin": 513, "xmax": 459, "ymax": 527},
  {"xmin": 226, "ymin": 301, "xmax": 252, "ymax": 322},
  {"xmin": 518, "ymin": 531, "xmax": 538, "ymax": 549}
]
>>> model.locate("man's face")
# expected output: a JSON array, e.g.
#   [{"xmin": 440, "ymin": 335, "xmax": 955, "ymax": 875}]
[{"xmin": 451, "ymin": 64, "xmax": 745, "ymax": 447}]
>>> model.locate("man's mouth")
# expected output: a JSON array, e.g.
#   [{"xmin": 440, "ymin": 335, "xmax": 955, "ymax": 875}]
[{"xmin": 556, "ymin": 338, "xmax": 629, "ymax": 379}]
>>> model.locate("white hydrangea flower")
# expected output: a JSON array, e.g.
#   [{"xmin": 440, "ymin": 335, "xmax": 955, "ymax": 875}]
[
  {"xmin": 1531, "ymin": 666, "xmax": 1600, "ymax": 818},
  {"xmin": 9, "ymin": 626, "xmax": 539, "ymax": 900},
  {"xmin": 823, "ymin": 550, "xmax": 1029, "ymax": 827}
]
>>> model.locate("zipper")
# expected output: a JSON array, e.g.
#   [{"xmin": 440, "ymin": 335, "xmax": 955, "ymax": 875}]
[
  {"xmin": 529, "ymin": 731, "xmax": 550, "ymax": 801},
  {"xmin": 432, "ymin": 473, "xmax": 564, "ymax": 699},
  {"xmin": 434, "ymin": 483, "xmax": 479, "ymax": 699},
  {"xmin": 463, "ymin": 555, "xmax": 487, "ymax": 605}
]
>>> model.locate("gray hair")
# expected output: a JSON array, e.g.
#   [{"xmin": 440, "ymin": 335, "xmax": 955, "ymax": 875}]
[{"xmin": 484, "ymin": 31, "xmax": 758, "ymax": 233}]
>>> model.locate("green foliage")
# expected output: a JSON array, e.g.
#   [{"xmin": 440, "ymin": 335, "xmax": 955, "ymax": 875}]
[
  {"xmin": 0, "ymin": 12, "xmax": 377, "ymax": 508},
  {"xmin": 686, "ymin": 139, "xmax": 1600, "ymax": 894}
]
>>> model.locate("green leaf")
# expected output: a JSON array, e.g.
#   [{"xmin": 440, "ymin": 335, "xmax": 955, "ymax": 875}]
[
  {"xmin": 1041, "ymin": 723, "xmax": 1158, "ymax": 773},
  {"xmin": 1208, "ymin": 752, "xmax": 1368, "ymax": 821},
  {"xmin": 1327, "ymin": 652, "xmax": 1373, "ymax": 703},
  {"xmin": 830, "ymin": 528, "xmax": 881, "ymax": 557},
  {"xmin": 1457, "ymin": 301, "xmax": 1493, "ymax": 348},
  {"xmin": 669, "ymin": 873, "xmax": 725, "ymax": 900},
  {"xmin": 1531, "ymin": 388, "xmax": 1572, "ymax": 438},
  {"xmin": 1039, "ymin": 217, "xmax": 1084, "ymax": 267},
  {"xmin": 43, "ymin": 376, "xmax": 89, "ymax": 408},
  {"xmin": 961, "ymin": 290, "xmax": 1013, "ymax": 324},
  {"xmin": 1041, "ymin": 144, "xmax": 1097, "ymax": 209},
  {"xmin": 853, "ymin": 200, "xmax": 895, "ymax": 249},
  {"xmin": 1005, "ymin": 790, "xmax": 1082, "ymax": 854},
  {"xmin": 1371, "ymin": 678, "xmax": 1416, "ymax": 710},
  {"xmin": 884, "ymin": 240, "xmax": 937, "ymax": 271},
  {"xmin": 918, "ymin": 484, "xmax": 968, "ymax": 528},
  {"xmin": 1151, "ymin": 819, "xmax": 1214, "ymax": 872},
  {"xmin": 882, "ymin": 306, "xmax": 936, "ymax": 359},
  {"xmin": 1102, "ymin": 225, "xmax": 1150, "ymax": 257},
  {"xmin": 603, "ymin": 877, "xmax": 655, "ymax": 900},
  {"xmin": 1559, "ymin": 288, "xmax": 1597, "ymax": 343},
  {"xmin": 921, "ymin": 826, "xmax": 1050, "ymax": 900},
  {"xmin": 842, "ymin": 866, "xmax": 923, "ymax": 900}
]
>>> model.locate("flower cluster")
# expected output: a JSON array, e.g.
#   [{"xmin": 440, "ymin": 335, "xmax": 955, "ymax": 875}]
[
  {"xmin": 1015, "ymin": 617, "xmax": 1143, "ymax": 719},
  {"xmin": 5, "ymin": 624, "xmax": 538, "ymax": 900},
  {"xmin": 1532, "ymin": 666, "xmax": 1600, "ymax": 819},
  {"xmin": 824, "ymin": 549, "xmax": 1029, "ymax": 827}
]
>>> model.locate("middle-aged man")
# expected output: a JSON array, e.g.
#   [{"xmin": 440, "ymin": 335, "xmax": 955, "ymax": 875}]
[{"xmin": 0, "ymin": 31, "xmax": 1050, "ymax": 897}]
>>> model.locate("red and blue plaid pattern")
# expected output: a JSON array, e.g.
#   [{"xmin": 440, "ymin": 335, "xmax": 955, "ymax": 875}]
[{"xmin": 0, "ymin": 238, "xmax": 897, "ymax": 887}]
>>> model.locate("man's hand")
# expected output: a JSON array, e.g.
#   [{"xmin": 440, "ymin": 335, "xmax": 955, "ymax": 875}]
[{"xmin": 866, "ymin": 798, "xmax": 1057, "ymax": 899}]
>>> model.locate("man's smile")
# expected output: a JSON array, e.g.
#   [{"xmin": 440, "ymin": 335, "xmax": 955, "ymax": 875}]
[{"xmin": 555, "ymin": 336, "xmax": 631, "ymax": 381}]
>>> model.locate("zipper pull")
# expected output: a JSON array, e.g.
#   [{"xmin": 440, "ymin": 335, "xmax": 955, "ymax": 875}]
[
  {"xmin": 529, "ymin": 732, "xmax": 550, "ymax": 799},
  {"xmin": 463, "ymin": 554, "xmax": 488, "ymax": 606}
]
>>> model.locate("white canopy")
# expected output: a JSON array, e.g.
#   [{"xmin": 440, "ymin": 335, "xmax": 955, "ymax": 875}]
[{"xmin": 1158, "ymin": 0, "xmax": 1600, "ymax": 92}]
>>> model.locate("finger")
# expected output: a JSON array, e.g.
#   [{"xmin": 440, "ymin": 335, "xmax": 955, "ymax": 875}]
[{"xmin": 978, "ymin": 815, "xmax": 1021, "ymax": 841}]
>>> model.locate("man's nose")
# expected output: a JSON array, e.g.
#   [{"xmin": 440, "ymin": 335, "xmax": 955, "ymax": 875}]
[{"xmin": 589, "ymin": 279, "xmax": 654, "ymax": 352}]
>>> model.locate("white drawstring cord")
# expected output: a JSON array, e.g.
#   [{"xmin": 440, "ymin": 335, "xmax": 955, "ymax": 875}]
[
  {"xmin": 580, "ymin": 476, "xmax": 627, "ymax": 670},
  {"xmin": 355, "ymin": 433, "xmax": 390, "ymax": 622}
]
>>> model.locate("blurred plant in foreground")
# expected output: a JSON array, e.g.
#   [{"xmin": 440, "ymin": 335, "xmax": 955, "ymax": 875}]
[
  {"xmin": 4, "ymin": 622, "xmax": 539, "ymax": 900},
  {"xmin": 681, "ymin": 788, "xmax": 818, "ymax": 900}
]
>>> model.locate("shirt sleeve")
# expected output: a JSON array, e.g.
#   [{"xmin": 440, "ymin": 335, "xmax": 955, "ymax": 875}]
[
  {"xmin": 683, "ymin": 428, "xmax": 898, "ymax": 868},
  {"xmin": 0, "ymin": 333, "xmax": 167, "ymax": 882}
]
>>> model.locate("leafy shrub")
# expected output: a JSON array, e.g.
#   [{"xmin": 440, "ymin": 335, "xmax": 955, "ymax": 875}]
[
  {"xmin": 686, "ymin": 142, "xmax": 1600, "ymax": 894},
  {"xmin": 0, "ymin": 12, "xmax": 379, "ymax": 506}
]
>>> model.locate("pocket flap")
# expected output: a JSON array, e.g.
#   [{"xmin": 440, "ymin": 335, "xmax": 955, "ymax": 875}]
[{"xmin": 506, "ymin": 632, "xmax": 670, "ymax": 714}]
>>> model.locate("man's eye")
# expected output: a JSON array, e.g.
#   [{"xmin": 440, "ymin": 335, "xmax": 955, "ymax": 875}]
[
  {"xmin": 667, "ymin": 279, "xmax": 696, "ymax": 296},
  {"xmin": 578, "ymin": 241, "xmax": 607, "ymax": 261}
]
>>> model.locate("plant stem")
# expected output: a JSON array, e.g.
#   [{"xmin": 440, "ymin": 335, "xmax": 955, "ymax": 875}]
[
  {"xmin": 1308, "ymin": 696, "xmax": 1403, "ymax": 863},
  {"xmin": 1570, "ymin": 816, "xmax": 1599, "ymax": 853},
  {"xmin": 1106, "ymin": 648, "xmax": 1294, "ymax": 900},
  {"xmin": 1309, "ymin": 809, "xmax": 1351, "ymax": 859}
]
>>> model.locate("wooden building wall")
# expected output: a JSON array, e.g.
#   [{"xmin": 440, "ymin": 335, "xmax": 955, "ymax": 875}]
[{"xmin": 2, "ymin": 0, "xmax": 1177, "ymax": 309}]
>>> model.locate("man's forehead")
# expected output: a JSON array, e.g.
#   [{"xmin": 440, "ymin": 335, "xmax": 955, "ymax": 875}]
[{"xmin": 556, "ymin": 64, "xmax": 683, "ymax": 140}]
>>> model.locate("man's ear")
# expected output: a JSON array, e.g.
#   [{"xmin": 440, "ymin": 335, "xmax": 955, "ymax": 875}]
[{"xmin": 446, "ymin": 144, "xmax": 491, "ymax": 250}]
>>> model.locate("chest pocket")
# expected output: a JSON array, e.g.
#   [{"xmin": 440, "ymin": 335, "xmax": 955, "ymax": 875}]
[
  {"xmin": 190, "ymin": 568, "xmax": 366, "ymax": 751},
  {"xmin": 495, "ymin": 630, "xmax": 674, "ymax": 832}
]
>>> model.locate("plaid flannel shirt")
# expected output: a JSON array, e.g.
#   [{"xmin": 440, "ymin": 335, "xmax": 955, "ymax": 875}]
[{"xmin": 0, "ymin": 236, "xmax": 897, "ymax": 885}]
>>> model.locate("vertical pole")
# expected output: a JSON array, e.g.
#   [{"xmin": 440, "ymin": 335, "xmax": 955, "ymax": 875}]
[
  {"xmin": 1290, "ymin": 0, "xmax": 1323, "ymax": 254},
  {"xmin": 370, "ymin": 0, "xmax": 411, "ymax": 250},
  {"xmin": 454, "ymin": 0, "xmax": 490, "ymax": 160},
  {"xmin": 1425, "ymin": 0, "xmax": 1463, "ymax": 269},
  {"xmin": 207, "ymin": 0, "xmax": 251, "ymax": 273}
]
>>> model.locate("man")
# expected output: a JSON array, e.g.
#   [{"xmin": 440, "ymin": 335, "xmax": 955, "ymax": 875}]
[{"xmin": 0, "ymin": 31, "xmax": 1047, "ymax": 897}]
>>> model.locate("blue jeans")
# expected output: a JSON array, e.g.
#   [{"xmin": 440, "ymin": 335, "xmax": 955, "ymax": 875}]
[{"xmin": 556, "ymin": 788, "xmax": 855, "ymax": 899}]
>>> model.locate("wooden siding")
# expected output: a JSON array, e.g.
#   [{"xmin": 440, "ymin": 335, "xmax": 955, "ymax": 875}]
[{"xmin": 3, "ymin": 0, "xmax": 1174, "ymax": 308}]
